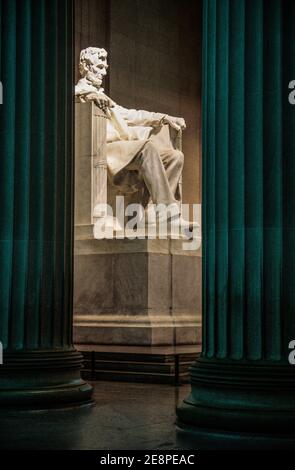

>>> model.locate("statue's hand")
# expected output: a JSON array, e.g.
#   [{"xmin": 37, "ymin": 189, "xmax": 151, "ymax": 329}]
[
  {"xmin": 163, "ymin": 116, "xmax": 186, "ymax": 132},
  {"xmin": 84, "ymin": 92, "xmax": 114, "ymax": 112}
]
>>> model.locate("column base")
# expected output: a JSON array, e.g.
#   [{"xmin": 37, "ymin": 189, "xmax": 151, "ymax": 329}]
[
  {"xmin": 177, "ymin": 356, "xmax": 295, "ymax": 438},
  {"xmin": 0, "ymin": 350, "xmax": 93, "ymax": 408},
  {"xmin": 176, "ymin": 423, "xmax": 295, "ymax": 450}
]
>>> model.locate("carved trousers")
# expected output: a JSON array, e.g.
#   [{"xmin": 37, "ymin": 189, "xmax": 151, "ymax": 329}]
[{"xmin": 127, "ymin": 141, "xmax": 184, "ymax": 206}]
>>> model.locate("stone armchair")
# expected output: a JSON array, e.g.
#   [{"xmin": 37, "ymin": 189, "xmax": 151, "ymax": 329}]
[{"xmin": 74, "ymin": 100, "xmax": 183, "ymax": 239}]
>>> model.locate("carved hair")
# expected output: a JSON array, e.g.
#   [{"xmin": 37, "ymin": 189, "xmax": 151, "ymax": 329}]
[{"xmin": 79, "ymin": 47, "xmax": 108, "ymax": 77}]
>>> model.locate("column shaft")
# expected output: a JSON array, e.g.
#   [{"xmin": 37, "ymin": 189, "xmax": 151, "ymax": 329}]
[
  {"xmin": 177, "ymin": 0, "xmax": 295, "ymax": 437},
  {"xmin": 0, "ymin": 0, "xmax": 92, "ymax": 406}
]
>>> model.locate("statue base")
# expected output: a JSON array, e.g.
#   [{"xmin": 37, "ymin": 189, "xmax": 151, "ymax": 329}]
[{"xmin": 73, "ymin": 232, "xmax": 201, "ymax": 346}]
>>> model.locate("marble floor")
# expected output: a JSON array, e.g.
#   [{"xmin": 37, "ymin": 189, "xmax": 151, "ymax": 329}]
[
  {"xmin": 0, "ymin": 381, "xmax": 192, "ymax": 450},
  {"xmin": 1, "ymin": 381, "xmax": 294, "ymax": 450}
]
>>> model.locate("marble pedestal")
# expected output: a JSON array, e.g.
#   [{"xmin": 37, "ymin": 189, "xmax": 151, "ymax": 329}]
[{"xmin": 74, "ymin": 237, "xmax": 201, "ymax": 346}]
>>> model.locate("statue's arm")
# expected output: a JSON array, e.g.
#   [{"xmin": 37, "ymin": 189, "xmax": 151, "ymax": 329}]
[
  {"xmin": 75, "ymin": 86, "xmax": 115, "ymax": 113},
  {"xmin": 116, "ymin": 104, "xmax": 186, "ymax": 131},
  {"xmin": 115, "ymin": 104, "xmax": 166, "ymax": 127}
]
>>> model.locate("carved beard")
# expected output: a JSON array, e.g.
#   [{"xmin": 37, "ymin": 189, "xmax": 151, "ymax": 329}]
[{"xmin": 86, "ymin": 70, "xmax": 103, "ymax": 90}]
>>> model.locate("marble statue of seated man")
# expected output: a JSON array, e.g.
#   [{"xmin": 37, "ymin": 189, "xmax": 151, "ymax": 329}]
[{"xmin": 75, "ymin": 47, "xmax": 187, "ymax": 226}]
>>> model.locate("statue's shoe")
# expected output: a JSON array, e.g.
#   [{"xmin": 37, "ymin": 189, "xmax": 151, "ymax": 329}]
[{"xmin": 136, "ymin": 213, "xmax": 200, "ymax": 240}]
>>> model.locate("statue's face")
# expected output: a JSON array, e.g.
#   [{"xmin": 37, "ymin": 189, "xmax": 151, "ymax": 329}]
[{"xmin": 86, "ymin": 51, "xmax": 108, "ymax": 88}]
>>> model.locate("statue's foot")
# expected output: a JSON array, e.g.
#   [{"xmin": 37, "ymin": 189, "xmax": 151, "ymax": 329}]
[
  {"xmin": 137, "ymin": 210, "xmax": 200, "ymax": 240},
  {"xmin": 141, "ymin": 202, "xmax": 180, "ymax": 225}
]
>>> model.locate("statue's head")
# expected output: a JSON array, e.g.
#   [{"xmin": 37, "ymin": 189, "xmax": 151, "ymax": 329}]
[{"xmin": 79, "ymin": 47, "xmax": 108, "ymax": 89}]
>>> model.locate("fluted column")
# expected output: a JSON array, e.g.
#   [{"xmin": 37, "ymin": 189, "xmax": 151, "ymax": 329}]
[
  {"xmin": 0, "ymin": 0, "xmax": 92, "ymax": 406},
  {"xmin": 177, "ymin": 0, "xmax": 295, "ymax": 438}
]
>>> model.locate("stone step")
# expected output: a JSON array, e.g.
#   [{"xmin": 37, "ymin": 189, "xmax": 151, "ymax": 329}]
[{"xmin": 77, "ymin": 345, "xmax": 201, "ymax": 385}]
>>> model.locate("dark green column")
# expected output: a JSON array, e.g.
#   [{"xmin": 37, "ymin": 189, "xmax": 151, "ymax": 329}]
[
  {"xmin": 177, "ymin": 0, "xmax": 295, "ymax": 440},
  {"xmin": 0, "ymin": 0, "xmax": 92, "ymax": 406}
]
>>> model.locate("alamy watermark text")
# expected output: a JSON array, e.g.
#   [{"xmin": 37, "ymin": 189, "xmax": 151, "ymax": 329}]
[{"xmin": 288, "ymin": 80, "xmax": 295, "ymax": 105}]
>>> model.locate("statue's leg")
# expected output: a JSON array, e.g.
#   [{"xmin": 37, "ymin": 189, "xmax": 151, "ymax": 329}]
[
  {"xmin": 160, "ymin": 149, "xmax": 184, "ymax": 201},
  {"xmin": 130, "ymin": 142, "xmax": 178, "ymax": 206}
]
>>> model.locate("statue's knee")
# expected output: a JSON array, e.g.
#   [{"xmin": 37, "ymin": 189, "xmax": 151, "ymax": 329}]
[{"xmin": 142, "ymin": 141, "xmax": 160, "ymax": 162}]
